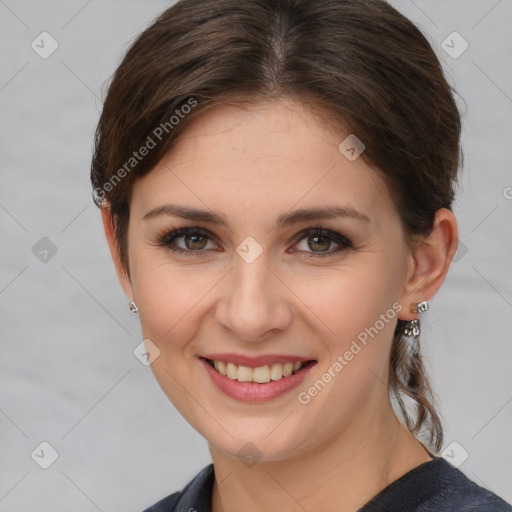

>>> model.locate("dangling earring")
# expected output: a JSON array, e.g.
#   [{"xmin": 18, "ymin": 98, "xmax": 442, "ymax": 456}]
[
  {"xmin": 128, "ymin": 300, "xmax": 139, "ymax": 313},
  {"xmin": 404, "ymin": 300, "xmax": 428, "ymax": 338}
]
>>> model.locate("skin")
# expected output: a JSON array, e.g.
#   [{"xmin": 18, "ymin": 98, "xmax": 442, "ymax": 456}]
[{"xmin": 102, "ymin": 97, "xmax": 458, "ymax": 512}]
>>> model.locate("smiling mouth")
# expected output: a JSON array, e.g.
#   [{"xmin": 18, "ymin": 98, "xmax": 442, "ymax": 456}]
[{"xmin": 202, "ymin": 357, "xmax": 317, "ymax": 384}]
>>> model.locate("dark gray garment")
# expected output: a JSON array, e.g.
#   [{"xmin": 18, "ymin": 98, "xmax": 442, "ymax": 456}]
[{"xmin": 142, "ymin": 457, "xmax": 512, "ymax": 512}]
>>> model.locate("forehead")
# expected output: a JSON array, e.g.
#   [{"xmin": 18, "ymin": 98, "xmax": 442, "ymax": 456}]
[{"xmin": 132, "ymin": 99, "xmax": 395, "ymax": 227}]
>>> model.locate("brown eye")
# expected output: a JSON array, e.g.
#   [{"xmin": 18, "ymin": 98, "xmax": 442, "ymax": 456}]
[
  {"xmin": 291, "ymin": 227, "xmax": 352, "ymax": 258},
  {"xmin": 184, "ymin": 233, "xmax": 208, "ymax": 250},
  {"xmin": 157, "ymin": 228, "xmax": 217, "ymax": 255},
  {"xmin": 307, "ymin": 234, "xmax": 332, "ymax": 252}
]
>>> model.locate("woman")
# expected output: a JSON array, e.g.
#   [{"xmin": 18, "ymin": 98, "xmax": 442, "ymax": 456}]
[{"xmin": 90, "ymin": 0, "xmax": 512, "ymax": 510}]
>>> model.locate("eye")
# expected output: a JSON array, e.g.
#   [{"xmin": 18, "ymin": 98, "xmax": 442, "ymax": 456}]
[
  {"xmin": 154, "ymin": 225, "xmax": 352, "ymax": 258},
  {"xmin": 290, "ymin": 227, "xmax": 352, "ymax": 258},
  {"xmin": 156, "ymin": 227, "xmax": 218, "ymax": 256}
]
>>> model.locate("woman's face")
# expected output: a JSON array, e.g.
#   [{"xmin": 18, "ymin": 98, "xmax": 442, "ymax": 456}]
[{"xmin": 120, "ymin": 98, "xmax": 415, "ymax": 461}]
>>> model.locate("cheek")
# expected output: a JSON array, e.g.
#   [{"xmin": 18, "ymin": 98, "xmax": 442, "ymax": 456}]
[
  {"xmin": 134, "ymin": 260, "xmax": 217, "ymax": 343},
  {"xmin": 290, "ymin": 259, "xmax": 402, "ymax": 347},
  {"xmin": 129, "ymin": 256, "xmax": 221, "ymax": 418},
  {"xmin": 290, "ymin": 263, "xmax": 402, "ymax": 434},
  {"xmin": 128, "ymin": 235, "xmax": 233, "ymax": 369}
]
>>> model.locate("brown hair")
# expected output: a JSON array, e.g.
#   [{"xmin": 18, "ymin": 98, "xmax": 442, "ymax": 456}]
[{"xmin": 91, "ymin": 0, "xmax": 462, "ymax": 452}]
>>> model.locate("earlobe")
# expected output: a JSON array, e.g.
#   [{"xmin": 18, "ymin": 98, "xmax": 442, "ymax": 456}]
[
  {"xmin": 399, "ymin": 208, "xmax": 458, "ymax": 321},
  {"xmin": 100, "ymin": 204, "xmax": 134, "ymax": 300}
]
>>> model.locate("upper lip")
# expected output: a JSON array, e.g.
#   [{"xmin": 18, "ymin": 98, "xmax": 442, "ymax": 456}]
[{"xmin": 200, "ymin": 353, "xmax": 316, "ymax": 367}]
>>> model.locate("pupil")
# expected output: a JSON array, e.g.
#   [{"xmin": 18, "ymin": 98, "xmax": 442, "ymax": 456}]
[
  {"xmin": 309, "ymin": 235, "xmax": 330, "ymax": 252},
  {"xmin": 186, "ymin": 234, "xmax": 207, "ymax": 250}
]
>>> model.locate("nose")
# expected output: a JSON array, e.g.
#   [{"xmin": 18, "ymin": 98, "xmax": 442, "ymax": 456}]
[{"xmin": 215, "ymin": 253, "xmax": 293, "ymax": 342}]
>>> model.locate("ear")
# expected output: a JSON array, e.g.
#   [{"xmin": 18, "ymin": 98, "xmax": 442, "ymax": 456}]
[
  {"xmin": 101, "ymin": 204, "xmax": 134, "ymax": 300},
  {"xmin": 398, "ymin": 208, "xmax": 458, "ymax": 321}
]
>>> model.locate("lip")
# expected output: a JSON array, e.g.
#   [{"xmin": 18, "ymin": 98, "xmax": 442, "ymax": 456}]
[
  {"xmin": 200, "ymin": 353, "xmax": 314, "ymax": 367},
  {"xmin": 199, "ymin": 357, "xmax": 317, "ymax": 403}
]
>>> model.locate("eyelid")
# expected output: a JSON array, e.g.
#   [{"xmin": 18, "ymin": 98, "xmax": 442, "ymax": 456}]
[
  {"xmin": 155, "ymin": 226, "xmax": 220, "ymax": 255},
  {"xmin": 289, "ymin": 226, "xmax": 351, "ymax": 246},
  {"xmin": 287, "ymin": 226, "xmax": 353, "ymax": 257}
]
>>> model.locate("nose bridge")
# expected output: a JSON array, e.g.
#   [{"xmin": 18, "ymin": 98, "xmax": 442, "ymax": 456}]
[{"xmin": 216, "ymin": 251, "xmax": 291, "ymax": 340}]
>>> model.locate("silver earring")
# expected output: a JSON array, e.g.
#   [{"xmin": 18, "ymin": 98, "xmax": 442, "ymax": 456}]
[
  {"xmin": 412, "ymin": 300, "xmax": 429, "ymax": 314},
  {"xmin": 404, "ymin": 300, "xmax": 428, "ymax": 337},
  {"xmin": 128, "ymin": 300, "xmax": 139, "ymax": 313}
]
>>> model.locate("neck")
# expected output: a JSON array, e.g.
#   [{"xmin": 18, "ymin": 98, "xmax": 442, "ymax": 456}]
[{"xmin": 209, "ymin": 403, "xmax": 432, "ymax": 512}]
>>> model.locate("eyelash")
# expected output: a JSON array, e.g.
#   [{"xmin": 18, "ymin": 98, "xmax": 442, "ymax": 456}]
[{"xmin": 154, "ymin": 225, "xmax": 353, "ymax": 259}]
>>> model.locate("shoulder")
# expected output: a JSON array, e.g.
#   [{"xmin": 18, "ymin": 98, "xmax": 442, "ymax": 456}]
[
  {"xmin": 141, "ymin": 463, "xmax": 215, "ymax": 512},
  {"xmin": 439, "ymin": 493, "xmax": 512, "ymax": 512},
  {"xmin": 427, "ymin": 461, "xmax": 512, "ymax": 512},
  {"xmin": 142, "ymin": 491, "xmax": 181, "ymax": 512},
  {"xmin": 360, "ymin": 457, "xmax": 512, "ymax": 512}
]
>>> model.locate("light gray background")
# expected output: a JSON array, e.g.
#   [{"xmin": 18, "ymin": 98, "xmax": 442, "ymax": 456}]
[{"xmin": 0, "ymin": 1, "xmax": 511, "ymax": 510}]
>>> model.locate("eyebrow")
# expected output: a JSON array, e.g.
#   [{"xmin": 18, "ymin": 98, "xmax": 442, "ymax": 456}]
[{"xmin": 142, "ymin": 204, "xmax": 371, "ymax": 226}]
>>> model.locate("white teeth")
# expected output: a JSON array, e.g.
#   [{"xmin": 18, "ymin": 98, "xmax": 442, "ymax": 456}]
[
  {"xmin": 237, "ymin": 365, "xmax": 253, "ymax": 382},
  {"xmin": 217, "ymin": 361, "xmax": 227, "ymax": 376},
  {"xmin": 253, "ymin": 365, "xmax": 271, "ymax": 383},
  {"xmin": 270, "ymin": 363, "xmax": 283, "ymax": 381},
  {"xmin": 210, "ymin": 359, "xmax": 306, "ymax": 382},
  {"xmin": 226, "ymin": 362, "xmax": 238, "ymax": 379}
]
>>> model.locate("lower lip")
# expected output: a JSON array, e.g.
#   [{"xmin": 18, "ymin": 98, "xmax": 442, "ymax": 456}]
[{"xmin": 199, "ymin": 358, "xmax": 317, "ymax": 403}]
